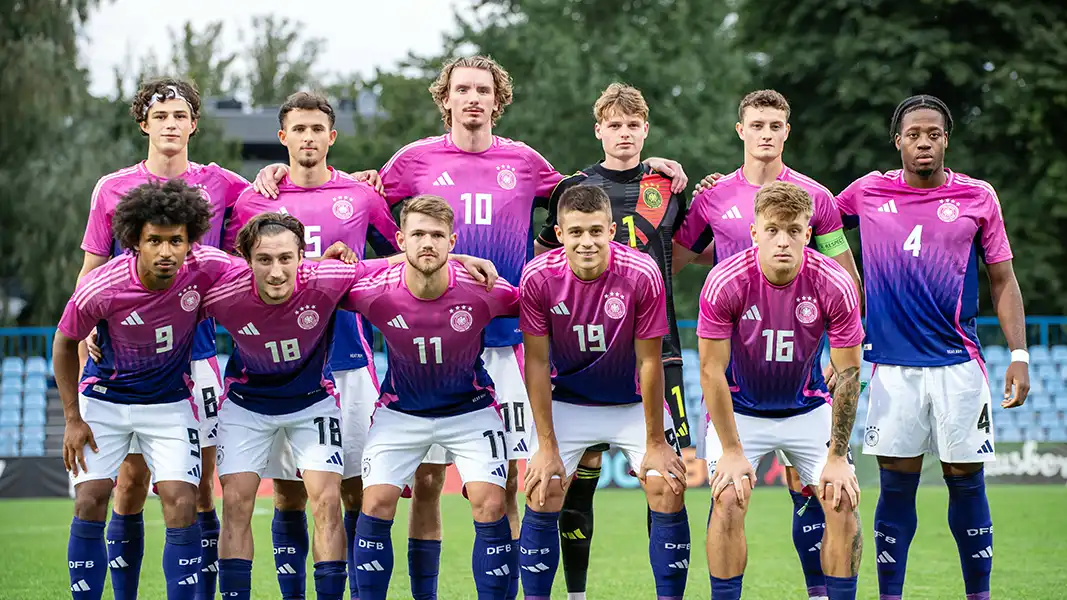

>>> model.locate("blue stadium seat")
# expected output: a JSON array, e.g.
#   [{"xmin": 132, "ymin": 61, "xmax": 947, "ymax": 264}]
[
  {"xmin": 0, "ymin": 438, "xmax": 16, "ymax": 456},
  {"xmin": 1050, "ymin": 426, "xmax": 1067, "ymax": 443},
  {"xmin": 998, "ymin": 426, "xmax": 1023, "ymax": 443},
  {"xmin": 0, "ymin": 409, "xmax": 20, "ymax": 427},
  {"xmin": 1051, "ymin": 345, "xmax": 1067, "ymax": 362},
  {"xmin": 1039, "ymin": 411, "xmax": 1062, "ymax": 427},
  {"xmin": 1030, "ymin": 346, "xmax": 1051, "ymax": 363},
  {"xmin": 1032, "ymin": 394, "xmax": 1054, "ymax": 411},
  {"xmin": 19, "ymin": 439, "xmax": 44, "ymax": 457},
  {"xmin": 20, "ymin": 426, "xmax": 44, "ymax": 444},
  {"xmin": 1044, "ymin": 378, "xmax": 1066, "ymax": 397},
  {"xmin": 22, "ymin": 376, "xmax": 47, "ymax": 394},
  {"xmin": 1030, "ymin": 427, "xmax": 1050, "ymax": 442},
  {"xmin": 1, "ymin": 357, "xmax": 22, "ymax": 378},
  {"xmin": 0, "ymin": 393, "xmax": 20, "ymax": 411},
  {"xmin": 0, "ymin": 426, "xmax": 17, "ymax": 443},
  {"xmin": 1029, "ymin": 378, "xmax": 1046, "ymax": 395},
  {"xmin": 1035, "ymin": 363, "xmax": 1060, "ymax": 381},
  {"xmin": 21, "ymin": 392, "xmax": 45, "ymax": 412},
  {"xmin": 24, "ymin": 357, "xmax": 47, "ymax": 378},
  {"xmin": 1, "ymin": 377, "xmax": 22, "ymax": 394},
  {"xmin": 993, "ymin": 410, "xmax": 1014, "ymax": 427},
  {"xmin": 984, "ymin": 345, "xmax": 1009, "ymax": 363},
  {"xmin": 21, "ymin": 407, "xmax": 45, "ymax": 427},
  {"xmin": 1054, "ymin": 395, "xmax": 1067, "ymax": 410}
]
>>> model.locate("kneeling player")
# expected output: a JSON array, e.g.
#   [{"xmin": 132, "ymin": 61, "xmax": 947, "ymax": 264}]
[
  {"xmin": 344, "ymin": 196, "xmax": 521, "ymax": 600},
  {"xmin": 518, "ymin": 185, "xmax": 689, "ymax": 600},
  {"xmin": 698, "ymin": 182, "xmax": 864, "ymax": 600}
]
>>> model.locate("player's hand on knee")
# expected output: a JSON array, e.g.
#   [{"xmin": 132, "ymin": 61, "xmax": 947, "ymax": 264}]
[
  {"xmin": 693, "ymin": 172, "xmax": 725, "ymax": 195},
  {"xmin": 711, "ymin": 449, "xmax": 754, "ymax": 507},
  {"xmin": 1002, "ymin": 361, "xmax": 1030, "ymax": 408},
  {"xmin": 252, "ymin": 163, "xmax": 288, "ymax": 199},
  {"xmin": 639, "ymin": 441, "xmax": 687, "ymax": 495},
  {"xmin": 524, "ymin": 447, "xmax": 566, "ymax": 508},
  {"xmin": 85, "ymin": 327, "xmax": 102, "ymax": 363},
  {"xmin": 63, "ymin": 418, "xmax": 98, "ymax": 476},
  {"xmin": 350, "ymin": 169, "xmax": 384, "ymax": 195},
  {"xmin": 819, "ymin": 456, "xmax": 860, "ymax": 511},
  {"xmin": 321, "ymin": 241, "xmax": 357, "ymax": 263}
]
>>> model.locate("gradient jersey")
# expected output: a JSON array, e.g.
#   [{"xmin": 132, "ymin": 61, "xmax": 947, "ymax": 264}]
[
  {"xmin": 83, "ymin": 161, "xmax": 250, "ymax": 360},
  {"xmin": 837, "ymin": 169, "xmax": 1012, "ymax": 366},
  {"xmin": 536, "ymin": 163, "xmax": 685, "ymax": 364},
  {"xmin": 200, "ymin": 258, "xmax": 387, "ymax": 415},
  {"xmin": 519, "ymin": 242, "xmax": 668, "ymax": 406},
  {"xmin": 57, "ymin": 246, "xmax": 236, "ymax": 405},
  {"xmin": 223, "ymin": 168, "xmax": 400, "ymax": 372},
  {"xmin": 379, "ymin": 134, "xmax": 561, "ymax": 347},
  {"xmin": 675, "ymin": 166, "xmax": 847, "ymax": 261},
  {"xmin": 342, "ymin": 261, "xmax": 520, "ymax": 417},
  {"xmin": 698, "ymin": 247, "xmax": 863, "ymax": 417}
]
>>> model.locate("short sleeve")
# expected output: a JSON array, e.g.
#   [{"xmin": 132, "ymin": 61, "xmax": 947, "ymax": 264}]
[
  {"xmin": 810, "ymin": 188, "xmax": 849, "ymax": 257},
  {"xmin": 821, "ymin": 262, "xmax": 864, "ymax": 348},
  {"xmin": 222, "ymin": 188, "xmax": 259, "ymax": 254},
  {"xmin": 674, "ymin": 189, "xmax": 715, "ymax": 253},
  {"xmin": 518, "ymin": 273, "xmax": 549, "ymax": 336},
  {"xmin": 836, "ymin": 173, "xmax": 874, "ymax": 230},
  {"xmin": 363, "ymin": 186, "xmax": 401, "ymax": 256},
  {"xmin": 214, "ymin": 164, "xmax": 251, "ymax": 208},
  {"xmin": 523, "ymin": 144, "xmax": 563, "ymax": 200},
  {"xmin": 82, "ymin": 177, "xmax": 117, "ymax": 256},
  {"xmin": 634, "ymin": 267, "xmax": 669, "ymax": 340},
  {"xmin": 489, "ymin": 280, "xmax": 521, "ymax": 319},
  {"xmin": 978, "ymin": 186, "xmax": 1013, "ymax": 264},
  {"xmin": 536, "ymin": 173, "xmax": 585, "ymax": 248},
  {"xmin": 57, "ymin": 283, "xmax": 107, "ymax": 341},
  {"xmin": 379, "ymin": 146, "xmax": 417, "ymax": 206},
  {"xmin": 696, "ymin": 270, "xmax": 740, "ymax": 339}
]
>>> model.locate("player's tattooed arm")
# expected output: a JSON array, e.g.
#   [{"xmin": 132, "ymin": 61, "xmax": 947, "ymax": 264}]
[{"xmin": 830, "ymin": 364, "xmax": 861, "ymax": 456}]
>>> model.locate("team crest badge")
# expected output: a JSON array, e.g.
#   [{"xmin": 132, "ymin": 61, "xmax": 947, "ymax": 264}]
[
  {"xmin": 296, "ymin": 305, "xmax": 320, "ymax": 330},
  {"xmin": 937, "ymin": 199, "xmax": 960, "ymax": 223},
  {"xmin": 361, "ymin": 457, "xmax": 371, "ymax": 478},
  {"xmin": 642, "ymin": 186, "xmax": 663, "ymax": 209},
  {"xmin": 449, "ymin": 305, "xmax": 474, "ymax": 332},
  {"xmin": 215, "ymin": 445, "xmax": 225, "ymax": 466},
  {"xmin": 496, "ymin": 164, "xmax": 517, "ymax": 190},
  {"xmin": 795, "ymin": 296, "xmax": 818, "ymax": 324},
  {"xmin": 864, "ymin": 426, "xmax": 880, "ymax": 447},
  {"xmin": 179, "ymin": 285, "xmax": 200, "ymax": 312},
  {"xmin": 332, "ymin": 196, "xmax": 354, "ymax": 220},
  {"xmin": 193, "ymin": 183, "xmax": 213, "ymax": 207},
  {"xmin": 603, "ymin": 292, "xmax": 627, "ymax": 320}
]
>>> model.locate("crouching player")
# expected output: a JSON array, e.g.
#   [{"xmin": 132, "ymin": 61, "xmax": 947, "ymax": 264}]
[
  {"xmin": 518, "ymin": 185, "xmax": 689, "ymax": 600},
  {"xmin": 698, "ymin": 182, "xmax": 864, "ymax": 600}
]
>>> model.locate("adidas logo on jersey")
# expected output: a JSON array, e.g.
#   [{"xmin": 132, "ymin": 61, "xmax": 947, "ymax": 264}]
[
  {"xmin": 326, "ymin": 452, "xmax": 343, "ymax": 467},
  {"xmin": 490, "ymin": 464, "xmax": 507, "ymax": 479},
  {"xmin": 121, "ymin": 311, "xmax": 144, "ymax": 326},
  {"xmin": 512, "ymin": 438, "xmax": 529, "ymax": 454},
  {"xmin": 977, "ymin": 440, "xmax": 994, "ymax": 454},
  {"xmin": 875, "ymin": 550, "xmax": 896, "ymax": 564},
  {"xmin": 550, "ymin": 302, "xmax": 570, "ymax": 316},
  {"xmin": 486, "ymin": 564, "xmax": 511, "ymax": 577},
  {"xmin": 356, "ymin": 560, "xmax": 385, "ymax": 572},
  {"xmin": 721, "ymin": 205, "xmax": 743, "ymax": 220},
  {"xmin": 741, "ymin": 305, "xmax": 762, "ymax": 321},
  {"xmin": 972, "ymin": 545, "xmax": 993, "ymax": 559},
  {"xmin": 238, "ymin": 322, "xmax": 260, "ymax": 336},
  {"xmin": 71, "ymin": 580, "xmax": 91, "ymax": 592},
  {"xmin": 878, "ymin": 200, "xmax": 899, "ymax": 213},
  {"xmin": 388, "ymin": 315, "xmax": 409, "ymax": 329},
  {"xmin": 432, "ymin": 171, "xmax": 455, "ymax": 186}
]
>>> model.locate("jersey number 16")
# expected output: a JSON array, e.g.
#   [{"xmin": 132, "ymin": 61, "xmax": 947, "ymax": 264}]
[{"xmin": 761, "ymin": 329, "xmax": 794, "ymax": 362}]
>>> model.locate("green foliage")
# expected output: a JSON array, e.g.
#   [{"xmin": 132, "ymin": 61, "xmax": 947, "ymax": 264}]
[{"xmin": 245, "ymin": 15, "xmax": 324, "ymax": 108}]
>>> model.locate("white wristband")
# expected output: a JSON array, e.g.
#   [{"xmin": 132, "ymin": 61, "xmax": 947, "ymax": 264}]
[{"xmin": 1010, "ymin": 349, "xmax": 1030, "ymax": 364}]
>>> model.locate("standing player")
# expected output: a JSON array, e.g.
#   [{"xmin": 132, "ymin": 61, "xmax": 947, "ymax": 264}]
[
  {"xmin": 699, "ymin": 182, "xmax": 864, "ymax": 600},
  {"xmin": 252, "ymin": 55, "xmax": 687, "ymax": 600},
  {"xmin": 56, "ymin": 180, "xmax": 235, "ymax": 599},
  {"xmin": 531, "ymin": 83, "xmax": 690, "ymax": 598},
  {"xmin": 838, "ymin": 95, "xmax": 1028, "ymax": 600},
  {"xmin": 673, "ymin": 89, "xmax": 863, "ymax": 600},
  {"xmin": 342, "ymin": 196, "xmax": 521, "ymax": 600},
  {"xmin": 518, "ymin": 185, "xmax": 689, "ymax": 600},
  {"xmin": 80, "ymin": 77, "xmax": 248, "ymax": 600},
  {"xmin": 222, "ymin": 91, "xmax": 400, "ymax": 600}
]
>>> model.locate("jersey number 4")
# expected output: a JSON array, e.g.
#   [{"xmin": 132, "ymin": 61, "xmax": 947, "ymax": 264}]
[{"xmin": 903, "ymin": 225, "xmax": 923, "ymax": 257}]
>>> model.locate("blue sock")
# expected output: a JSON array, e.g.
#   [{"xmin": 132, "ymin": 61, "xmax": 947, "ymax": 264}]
[
  {"xmin": 344, "ymin": 511, "xmax": 360, "ymax": 599},
  {"xmin": 163, "ymin": 524, "xmax": 203, "ymax": 599},
  {"xmin": 710, "ymin": 574, "xmax": 743, "ymax": 600},
  {"xmin": 106, "ymin": 511, "xmax": 145, "ymax": 600},
  {"xmin": 472, "ymin": 516, "xmax": 516, "ymax": 599},
  {"xmin": 790, "ymin": 490, "xmax": 828, "ymax": 598},
  {"xmin": 354, "ymin": 513, "xmax": 394, "ymax": 600},
  {"xmin": 272, "ymin": 509, "xmax": 309, "ymax": 599},
  {"xmin": 313, "ymin": 560, "xmax": 347, "ymax": 600},
  {"xmin": 874, "ymin": 469, "xmax": 920, "ymax": 599},
  {"xmin": 218, "ymin": 558, "xmax": 252, "ymax": 600},
  {"xmin": 946, "ymin": 469, "xmax": 993, "ymax": 600},
  {"xmin": 506, "ymin": 550, "xmax": 519, "ymax": 600},
  {"xmin": 408, "ymin": 538, "xmax": 442, "ymax": 600},
  {"xmin": 649, "ymin": 508, "xmax": 690, "ymax": 599},
  {"xmin": 825, "ymin": 575, "xmax": 858, "ymax": 600},
  {"xmin": 196, "ymin": 510, "xmax": 220, "ymax": 600},
  {"xmin": 69, "ymin": 517, "xmax": 107, "ymax": 600},
  {"xmin": 517, "ymin": 508, "xmax": 560, "ymax": 599}
]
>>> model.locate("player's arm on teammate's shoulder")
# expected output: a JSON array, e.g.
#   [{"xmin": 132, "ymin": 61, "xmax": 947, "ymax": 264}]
[
  {"xmin": 449, "ymin": 254, "xmax": 498, "ymax": 290},
  {"xmin": 987, "ymin": 259, "xmax": 1029, "ymax": 408},
  {"xmin": 643, "ymin": 157, "xmax": 688, "ymax": 194},
  {"xmin": 671, "ymin": 192, "xmax": 717, "ymax": 273},
  {"xmin": 533, "ymin": 173, "xmax": 584, "ymax": 255}
]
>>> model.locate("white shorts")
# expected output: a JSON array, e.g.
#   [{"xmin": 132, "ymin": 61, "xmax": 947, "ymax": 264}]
[
  {"xmin": 265, "ymin": 368, "xmax": 379, "ymax": 480},
  {"xmin": 423, "ymin": 344, "xmax": 534, "ymax": 465},
  {"xmin": 72, "ymin": 395, "xmax": 202, "ymax": 486},
  {"xmin": 705, "ymin": 403, "xmax": 850, "ymax": 487},
  {"xmin": 215, "ymin": 397, "xmax": 344, "ymax": 478},
  {"xmin": 362, "ymin": 405, "xmax": 508, "ymax": 490},
  {"xmin": 129, "ymin": 357, "xmax": 222, "ymax": 453},
  {"xmin": 529, "ymin": 402, "xmax": 679, "ymax": 477},
  {"xmin": 863, "ymin": 360, "xmax": 995, "ymax": 463}
]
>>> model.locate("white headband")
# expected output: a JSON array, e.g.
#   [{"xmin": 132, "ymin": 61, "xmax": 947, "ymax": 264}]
[{"xmin": 143, "ymin": 85, "xmax": 192, "ymax": 118}]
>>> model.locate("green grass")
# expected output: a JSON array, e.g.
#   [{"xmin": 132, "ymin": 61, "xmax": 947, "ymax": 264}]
[{"xmin": 0, "ymin": 486, "xmax": 1063, "ymax": 599}]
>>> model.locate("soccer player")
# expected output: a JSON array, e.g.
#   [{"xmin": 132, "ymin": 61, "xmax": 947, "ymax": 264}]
[
  {"xmin": 673, "ymin": 89, "xmax": 863, "ymax": 600},
  {"xmin": 253, "ymin": 55, "xmax": 687, "ymax": 600},
  {"xmin": 519, "ymin": 185, "xmax": 689, "ymax": 600},
  {"xmin": 530, "ymin": 82, "xmax": 690, "ymax": 599},
  {"xmin": 698, "ymin": 181, "xmax": 865, "ymax": 600},
  {"xmin": 80, "ymin": 76, "xmax": 249, "ymax": 600},
  {"xmin": 55, "ymin": 180, "xmax": 236, "ymax": 600},
  {"xmin": 839, "ymin": 95, "xmax": 1028, "ymax": 600},
  {"xmin": 222, "ymin": 91, "xmax": 400, "ymax": 600},
  {"xmin": 342, "ymin": 196, "xmax": 521, "ymax": 600}
]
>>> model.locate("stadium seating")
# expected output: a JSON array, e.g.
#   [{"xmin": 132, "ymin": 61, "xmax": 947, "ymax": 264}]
[
  {"xmin": 1, "ymin": 357, "xmax": 22, "ymax": 378},
  {"xmin": 24, "ymin": 356, "xmax": 47, "ymax": 378}
]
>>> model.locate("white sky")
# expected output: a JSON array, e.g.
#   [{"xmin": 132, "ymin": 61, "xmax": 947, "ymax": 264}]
[{"xmin": 79, "ymin": 0, "xmax": 470, "ymax": 97}]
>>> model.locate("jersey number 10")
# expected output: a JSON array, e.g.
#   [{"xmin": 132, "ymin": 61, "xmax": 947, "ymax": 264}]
[{"xmin": 461, "ymin": 193, "xmax": 492, "ymax": 225}]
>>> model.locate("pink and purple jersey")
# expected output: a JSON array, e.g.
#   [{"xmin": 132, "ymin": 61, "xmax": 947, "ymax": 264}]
[
  {"xmin": 379, "ymin": 134, "xmax": 561, "ymax": 347},
  {"xmin": 675, "ymin": 166, "xmax": 846, "ymax": 261},
  {"xmin": 519, "ymin": 242, "xmax": 668, "ymax": 406},
  {"xmin": 698, "ymin": 246, "xmax": 863, "ymax": 417},
  {"xmin": 223, "ymin": 167, "xmax": 400, "ymax": 372},
  {"xmin": 84, "ymin": 161, "xmax": 250, "ymax": 360},
  {"xmin": 342, "ymin": 261, "xmax": 520, "ymax": 417},
  {"xmin": 836, "ymin": 169, "xmax": 1012, "ymax": 366},
  {"xmin": 57, "ymin": 246, "xmax": 236, "ymax": 405},
  {"xmin": 200, "ymin": 258, "xmax": 388, "ymax": 415}
]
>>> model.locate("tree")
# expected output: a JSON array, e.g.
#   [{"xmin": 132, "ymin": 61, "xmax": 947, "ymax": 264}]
[
  {"xmin": 167, "ymin": 21, "xmax": 240, "ymax": 98},
  {"xmin": 244, "ymin": 15, "xmax": 324, "ymax": 108},
  {"xmin": 733, "ymin": 0, "xmax": 1067, "ymax": 315}
]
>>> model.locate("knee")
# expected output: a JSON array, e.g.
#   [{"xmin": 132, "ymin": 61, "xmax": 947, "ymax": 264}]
[
  {"xmin": 114, "ymin": 468, "xmax": 150, "ymax": 499},
  {"xmin": 160, "ymin": 486, "xmax": 198, "ymax": 526},
  {"xmin": 710, "ymin": 491, "xmax": 746, "ymax": 529},
  {"xmin": 310, "ymin": 485, "xmax": 342, "ymax": 518},
  {"xmin": 361, "ymin": 489, "xmax": 398, "ymax": 521},
  {"xmin": 472, "ymin": 489, "xmax": 507, "ymax": 523},
  {"xmin": 645, "ymin": 478, "xmax": 685, "ymax": 513},
  {"xmin": 221, "ymin": 485, "xmax": 255, "ymax": 524},
  {"xmin": 526, "ymin": 480, "xmax": 566, "ymax": 512},
  {"xmin": 273, "ymin": 480, "xmax": 308, "ymax": 512},
  {"xmin": 73, "ymin": 483, "xmax": 112, "ymax": 521},
  {"xmin": 411, "ymin": 465, "xmax": 446, "ymax": 506},
  {"xmin": 340, "ymin": 478, "xmax": 362, "ymax": 512},
  {"xmin": 506, "ymin": 465, "xmax": 520, "ymax": 498}
]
